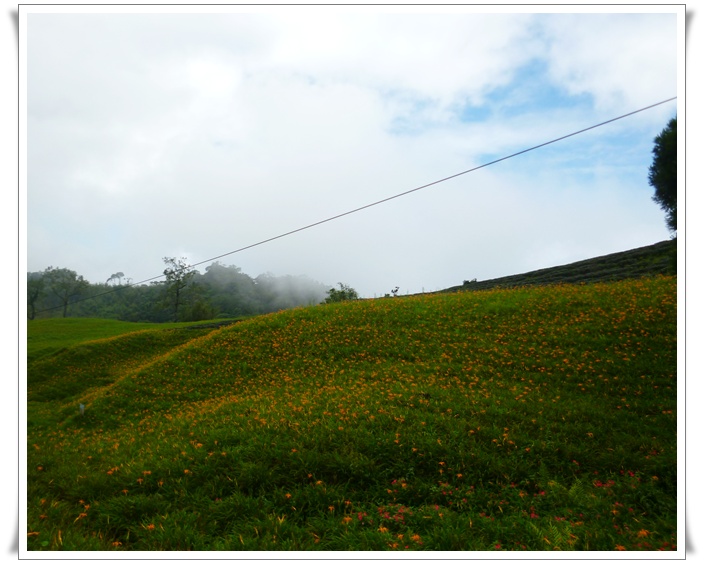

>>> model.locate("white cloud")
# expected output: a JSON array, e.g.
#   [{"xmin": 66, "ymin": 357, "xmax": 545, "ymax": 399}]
[
  {"xmin": 540, "ymin": 13, "xmax": 677, "ymax": 113},
  {"xmin": 25, "ymin": 8, "xmax": 678, "ymax": 297},
  {"xmin": 265, "ymin": 13, "xmax": 545, "ymax": 117}
]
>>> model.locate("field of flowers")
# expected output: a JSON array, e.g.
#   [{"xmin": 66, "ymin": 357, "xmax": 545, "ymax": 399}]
[{"xmin": 26, "ymin": 276, "xmax": 678, "ymax": 552}]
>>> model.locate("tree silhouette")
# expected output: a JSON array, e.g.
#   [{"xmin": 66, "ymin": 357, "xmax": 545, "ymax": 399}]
[
  {"xmin": 107, "ymin": 272, "xmax": 125, "ymax": 286},
  {"xmin": 162, "ymin": 257, "xmax": 196, "ymax": 321},
  {"xmin": 648, "ymin": 117, "xmax": 677, "ymax": 233},
  {"xmin": 324, "ymin": 283, "xmax": 359, "ymax": 303},
  {"xmin": 43, "ymin": 266, "xmax": 89, "ymax": 317},
  {"xmin": 27, "ymin": 272, "xmax": 45, "ymax": 320}
]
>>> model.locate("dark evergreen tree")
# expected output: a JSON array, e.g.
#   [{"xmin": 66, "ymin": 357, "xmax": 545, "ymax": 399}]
[{"xmin": 648, "ymin": 117, "xmax": 677, "ymax": 233}]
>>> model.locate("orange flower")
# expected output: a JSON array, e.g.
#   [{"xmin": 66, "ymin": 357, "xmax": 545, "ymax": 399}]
[
  {"xmin": 615, "ymin": 545, "xmax": 627, "ymax": 551},
  {"xmin": 638, "ymin": 529, "xmax": 650, "ymax": 537}
]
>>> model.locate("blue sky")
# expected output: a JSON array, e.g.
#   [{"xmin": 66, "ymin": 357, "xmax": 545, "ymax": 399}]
[
  {"xmin": 463, "ymin": 59, "xmax": 585, "ymax": 119},
  {"xmin": 22, "ymin": 6, "xmax": 681, "ymax": 297}
]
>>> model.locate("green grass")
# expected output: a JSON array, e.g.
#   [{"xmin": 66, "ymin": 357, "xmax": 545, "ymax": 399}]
[
  {"xmin": 26, "ymin": 318, "xmax": 223, "ymax": 364},
  {"xmin": 26, "ymin": 277, "xmax": 677, "ymax": 552},
  {"xmin": 445, "ymin": 239, "xmax": 676, "ymax": 292}
]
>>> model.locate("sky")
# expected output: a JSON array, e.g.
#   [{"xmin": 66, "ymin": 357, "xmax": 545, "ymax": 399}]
[{"xmin": 22, "ymin": 5, "xmax": 681, "ymax": 298}]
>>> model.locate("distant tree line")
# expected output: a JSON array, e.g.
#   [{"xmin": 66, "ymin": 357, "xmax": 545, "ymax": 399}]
[{"xmin": 27, "ymin": 258, "xmax": 338, "ymax": 322}]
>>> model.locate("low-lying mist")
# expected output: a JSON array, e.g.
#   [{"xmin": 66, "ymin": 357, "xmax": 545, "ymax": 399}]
[{"xmin": 27, "ymin": 260, "xmax": 335, "ymax": 322}]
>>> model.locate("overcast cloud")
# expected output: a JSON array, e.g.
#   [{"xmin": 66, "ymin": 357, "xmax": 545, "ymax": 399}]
[{"xmin": 24, "ymin": 6, "xmax": 680, "ymax": 298}]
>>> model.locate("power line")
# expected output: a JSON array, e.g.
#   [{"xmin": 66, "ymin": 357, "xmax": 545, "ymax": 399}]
[
  {"xmin": 32, "ymin": 96, "xmax": 676, "ymax": 315},
  {"xmin": 189, "ymin": 96, "xmax": 677, "ymax": 268}
]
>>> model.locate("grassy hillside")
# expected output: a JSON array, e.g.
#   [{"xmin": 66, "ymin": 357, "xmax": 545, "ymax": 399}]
[
  {"xmin": 26, "ymin": 318, "xmax": 223, "ymax": 365},
  {"xmin": 26, "ymin": 276, "xmax": 677, "ymax": 552},
  {"xmin": 445, "ymin": 239, "xmax": 676, "ymax": 293}
]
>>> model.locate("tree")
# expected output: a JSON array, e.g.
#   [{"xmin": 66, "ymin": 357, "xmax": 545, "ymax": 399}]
[
  {"xmin": 106, "ymin": 272, "xmax": 125, "ymax": 286},
  {"xmin": 162, "ymin": 257, "xmax": 197, "ymax": 321},
  {"xmin": 201, "ymin": 262, "xmax": 260, "ymax": 315},
  {"xmin": 27, "ymin": 272, "xmax": 45, "ymax": 320},
  {"xmin": 648, "ymin": 117, "xmax": 677, "ymax": 233},
  {"xmin": 324, "ymin": 283, "xmax": 360, "ymax": 304},
  {"xmin": 43, "ymin": 266, "xmax": 90, "ymax": 317}
]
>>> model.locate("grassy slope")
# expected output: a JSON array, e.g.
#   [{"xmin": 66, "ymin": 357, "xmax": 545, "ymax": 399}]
[
  {"xmin": 444, "ymin": 239, "xmax": 676, "ymax": 293},
  {"xmin": 26, "ymin": 318, "xmax": 219, "ymax": 365},
  {"xmin": 26, "ymin": 276, "xmax": 677, "ymax": 552}
]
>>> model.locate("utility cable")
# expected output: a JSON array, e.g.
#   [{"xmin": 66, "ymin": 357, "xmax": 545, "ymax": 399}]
[{"xmin": 32, "ymin": 96, "xmax": 677, "ymax": 315}]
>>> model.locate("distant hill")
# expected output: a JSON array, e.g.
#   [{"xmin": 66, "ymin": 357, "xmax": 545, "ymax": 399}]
[{"xmin": 444, "ymin": 239, "xmax": 676, "ymax": 293}]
